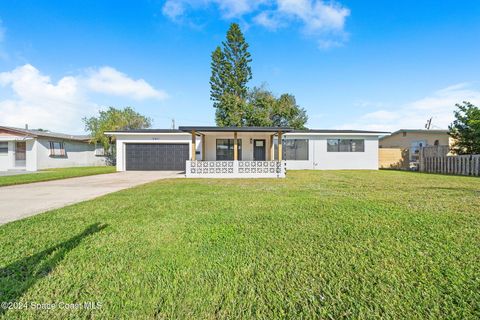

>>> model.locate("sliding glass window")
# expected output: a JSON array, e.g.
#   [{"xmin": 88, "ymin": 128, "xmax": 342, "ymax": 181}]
[
  {"xmin": 216, "ymin": 139, "xmax": 242, "ymax": 160},
  {"xmin": 274, "ymin": 139, "xmax": 309, "ymax": 160},
  {"xmin": 327, "ymin": 139, "xmax": 365, "ymax": 152}
]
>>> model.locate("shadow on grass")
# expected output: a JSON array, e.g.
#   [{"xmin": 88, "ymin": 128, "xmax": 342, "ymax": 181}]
[{"xmin": 0, "ymin": 223, "xmax": 107, "ymax": 315}]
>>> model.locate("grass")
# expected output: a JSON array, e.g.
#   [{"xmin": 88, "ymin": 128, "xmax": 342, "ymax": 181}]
[
  {"xmin": 0, "ymin": 166, "xmax": 116, "ymax": 187},
  {"xmin": 0, "ymin": 170, "xmax": 479, "ymax": 319}
]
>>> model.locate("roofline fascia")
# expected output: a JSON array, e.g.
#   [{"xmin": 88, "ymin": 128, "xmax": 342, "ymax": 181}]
[
  {"xmin": 285, "ymin": 132, "xmax": 389, "ymax": 136},
  {"xmin": 104, "ymin": 131, "xmax": 189, "ymax": 136},
  {"xmin": 0, "ymin": 126, "xmax": 38, "ymax": 138}
]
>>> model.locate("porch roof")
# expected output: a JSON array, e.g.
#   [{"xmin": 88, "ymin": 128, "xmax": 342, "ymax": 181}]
[{"xmin": 178, "ymin": 126, "xmax": 292, "ymax": 133}]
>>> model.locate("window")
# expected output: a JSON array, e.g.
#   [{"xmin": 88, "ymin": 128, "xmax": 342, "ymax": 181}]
[
  {"xmin": 402, "ymin": 132, "xmax": 407, "ymax": 137},
  {"xmin": 274, "ymin": 139, "xmax": 309, "ymax": 160},
  {"xmin": 95, "ymin": 143, "xmax": 105, "ymax": 156},
  {"xmin": 0, "ymin": 142, "xmax": 7, "ymax": 155},
  {"xmin": 409, "ymin": 140, "xmax": 426, "ymax": 161},
  {"xmin": 434, "ymin": 140, "xmax": 439, "ymax": 146},
  {"xmin": 216, "ymin": 139, "xmax": 242, "ymax": 160},
  {"xmin": 327, "ymin": 139, "xmax": 365, "ymax": 152},
  {"xmin": 49, "ymin": 141, "xmax": 66, "ymax": 157}
]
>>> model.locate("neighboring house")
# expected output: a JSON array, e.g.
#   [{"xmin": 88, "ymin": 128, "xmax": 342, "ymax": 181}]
[
  {"xmin": 105, "ymin": 126, "xmax": 387, "ymax": 178},
  {"xmin": 379, "ymin": 129, "xmax": 451, "ymax": 165},
  {"xmin": 0, "ymin": 126, "xmax": 106, "ymax": 172}
]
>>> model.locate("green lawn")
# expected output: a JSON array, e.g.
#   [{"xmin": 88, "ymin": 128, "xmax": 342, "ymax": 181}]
[
  {"xmin": 0, "ymin": 166, "xmax": 116, "ymax": 187},
  {"xmin": 0, "ymin": 171, "xmax": 479, "ymax": 319}
]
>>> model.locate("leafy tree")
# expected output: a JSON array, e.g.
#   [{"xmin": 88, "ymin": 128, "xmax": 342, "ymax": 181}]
[
  {"xmin": 245, "ymin": 87, "xmax": 308, "ymax": 129},
  {"xmin": 210, "ymin": 23, "xmax": 252, "ymax": 126},
  {"xmin": 448, "ymin": 101, "xmax": 480, "ymax": 154},
  {"xmin": 83, "ymin": 107, "xmax": 152, "ymax": 152}
]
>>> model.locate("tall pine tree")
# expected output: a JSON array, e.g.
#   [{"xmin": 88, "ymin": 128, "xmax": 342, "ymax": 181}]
[{"xmin": 210, "ymin": 23, "xmax": 252, "ymax": 126}]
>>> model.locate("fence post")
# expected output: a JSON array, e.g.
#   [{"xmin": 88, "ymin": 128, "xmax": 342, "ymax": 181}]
[
  {"xmin": 419, "ymin": 147, "xmax": 424, "ymax": 172},
  {"xmin": 476, "ymin": 156, "xmax": 480, "ymax": 176}
]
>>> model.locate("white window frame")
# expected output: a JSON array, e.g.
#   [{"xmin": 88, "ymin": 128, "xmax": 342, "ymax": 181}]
[{"xmin": 0, "ymin": 141, "xmax": 8, "ymax": 155}]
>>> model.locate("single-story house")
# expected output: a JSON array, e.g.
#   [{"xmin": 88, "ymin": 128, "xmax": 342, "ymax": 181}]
[
  {"xmin": 0, "ymin": 126, "xmax": 106, "ymax": 172},
  {"xmin": 379, "ymin": 129, "xmax": 451, "ymax": 164},
  {"xmin": 105, "ymin": 126, "xmax": 387, "ymax": 178}
]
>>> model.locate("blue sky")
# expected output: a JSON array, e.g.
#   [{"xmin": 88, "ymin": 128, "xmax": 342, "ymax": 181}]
[{"xmin": 0, "ymin": 0, "xmax": 479, "ymax": 133}]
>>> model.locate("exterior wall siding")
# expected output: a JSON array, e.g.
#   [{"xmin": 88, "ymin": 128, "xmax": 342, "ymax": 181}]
[
  {"xmin": 0, "ymin": 137, "xmax": 36, "ymax": 171},
  {"xmin": 379, "ymin": 132, "xmax": 450, "ymax": 148},
  {"xmin": 284, "ymin": 135, "xmax": 379, "ymax": 170},
  {"xmin": 36, "ymin": 138, "xmax": 106, "ymax": 170},
  {"xmin": 0, "ymin": 141, "xmax": 11, "ymax": 171}
]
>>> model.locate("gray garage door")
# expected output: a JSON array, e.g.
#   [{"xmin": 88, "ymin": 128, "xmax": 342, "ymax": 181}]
[{"xmin": 125, "ymin": 143, "xmax": 189, "ymax": 171}]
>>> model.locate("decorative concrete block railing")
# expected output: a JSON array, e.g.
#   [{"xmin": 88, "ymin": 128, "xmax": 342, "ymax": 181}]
[{"xmin": 186, "ymin": 161, "xmax": 286, "ymax": 178}]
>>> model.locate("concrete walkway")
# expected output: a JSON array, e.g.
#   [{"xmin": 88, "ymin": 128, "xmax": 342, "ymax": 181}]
[{"xmin": 0, "ymin": 171, "xmax": 182, "ymax": 225}]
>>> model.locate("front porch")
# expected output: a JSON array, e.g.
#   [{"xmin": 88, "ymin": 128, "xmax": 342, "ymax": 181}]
[{"xmin": 178, "ymin": 126, "xmax": 292, "ymax": 178}]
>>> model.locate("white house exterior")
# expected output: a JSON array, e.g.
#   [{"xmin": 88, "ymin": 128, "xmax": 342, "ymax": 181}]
[
  {"xmin": 0, "ymin": 126, "xmax": 106, "ymax": 172},
  {"xmin": 283, "ymin": 131, "xmax": 382, "ymax": 170},
  {"xmin": 106, "ymin": 127, "xmax": 387, "ymax": 178}
]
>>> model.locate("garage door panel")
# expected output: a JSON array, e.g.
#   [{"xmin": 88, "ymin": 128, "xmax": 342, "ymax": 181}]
[{"xmin": 125, "ymin": 143, "xmax": 189, "ymax": 171}]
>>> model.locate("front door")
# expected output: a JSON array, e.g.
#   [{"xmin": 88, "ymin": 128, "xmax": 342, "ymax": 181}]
[
  {"xmin": 253, "ymin": 139, "xmax": 266, "ymax": 161},
  {"xmin": 15, "ymin": 141, "xmax": 26, "ymax": 167}
]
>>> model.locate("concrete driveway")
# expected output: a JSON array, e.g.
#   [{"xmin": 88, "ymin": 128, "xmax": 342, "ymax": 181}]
[{"xmin": 0, "ymin": 171, "xmax": 182, "ymax": 225}]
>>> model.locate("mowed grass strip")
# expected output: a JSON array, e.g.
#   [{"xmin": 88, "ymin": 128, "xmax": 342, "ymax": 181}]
[
  {"xmin": 0, "ymin": 166, "xmax": 116, "ymax": 187},
  {"xmin": 0, "ymin": 171, "xmax": 479, "ymax": 319}
]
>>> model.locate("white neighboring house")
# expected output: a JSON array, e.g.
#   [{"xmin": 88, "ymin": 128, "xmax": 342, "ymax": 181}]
[
  {"xmin": 0, "ymin": 126, "xmax": 107, "ymax": 172},
  {"xmin": 105, "ymin": 126, "xmax": 387, "ymax": 178}
]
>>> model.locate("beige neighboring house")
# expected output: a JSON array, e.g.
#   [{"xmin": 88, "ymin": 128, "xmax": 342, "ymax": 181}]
[{"xmin": 379, "ymin": 129, "xmax": 451, "ymax": 169}]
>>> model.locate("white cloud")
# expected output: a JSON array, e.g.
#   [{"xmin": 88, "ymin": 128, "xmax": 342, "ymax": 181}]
[
  {"xmin": 0, "ymin": 64, "xmax": 91, "ymax": 133},
  {"xmin": 162, "ymin": 0, "xmax": 350, "ymax": 48},
  {"xmin": 340, "ymin": 83, "xmax": 480, "ymax": 132},
  {"xmin": 277, "ymin": 0, "xmax": 349, "ymax": 33},
  {"xmin": 162, "ymin": 0, "xmax": 188, "ymax": 20},
  {"xmin": 163, "ymin": 0, "xmax": 268, "ymax": 20},
  {"xmin": 85, "ymin": 66, "xmax": 168, "ymax": 100},
  {"xmin": 0, "ymin": 64, "xmax": 167, "ymax": 133},
  {"xmin": 253, "ymin": 10, "xmax": 282, "ymax": 30}
]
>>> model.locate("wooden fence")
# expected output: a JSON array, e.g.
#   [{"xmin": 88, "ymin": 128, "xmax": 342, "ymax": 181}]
[
  {"xmin": 379, "ymin": 148, "xmax": 409, "ymax": 169},
  {"xmin": 420, "ymin": 154, "xmax": 480, "ymax": 176}
]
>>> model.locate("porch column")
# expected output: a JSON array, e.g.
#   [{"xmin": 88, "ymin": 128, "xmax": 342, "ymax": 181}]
[
  {"xmin": 201, "ymin": 134, "xmax": 206, "ymax": 161},
  {"xmin": 191, "ymin": 130, "xmax": 196, "ymax": 161},
  {"xmin": 270, "ymin": 134, "xmax": 274, "ymax": 160},
  {"xmin": 233, "ymin": 131, "xmax": 238, "ymax": 161},
  {"xmin": 277, "ymin": 130, "xmax": 282, "ymax": 161}
]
